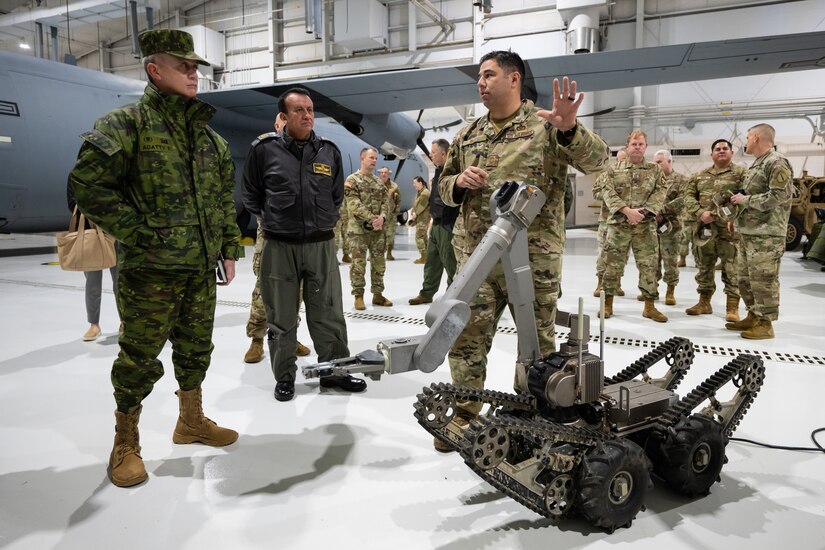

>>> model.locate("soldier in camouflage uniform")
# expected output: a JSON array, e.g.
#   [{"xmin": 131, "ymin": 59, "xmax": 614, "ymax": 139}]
[
  {"xmin": 683, "ymin": 139, "xmax": 746, "ymax": 322},
  {"xmin": 346, "ymin": 147, "xmax": 393, "ymax": 310},
  {"xmin": 728, "ymin": 124, "xmax": 794, "ymax": 339},
  {"xmin": 379, "ymin": 167, "xmax": 401, "ymax": 260},
  {"xmin": 652, "ymin": 150, "xmax": 687, "ymax": 306},
  {"xmin": 70, "ymin": 29, "xmax": 241, "ymax": 488},
  {"xmin": 592, "ymin": 149, "xmax": 627, "ymax": 297},
  {"xmin": 439, "ymin": 51, "xmax": 609, "ymax": 442},
  {"xmin": 600, "ymin": 130, "xmax": 668, "ymax": 322},
  {"xmin": 408, "ymin": 176, "xmax": 431, "ymax": 260}
]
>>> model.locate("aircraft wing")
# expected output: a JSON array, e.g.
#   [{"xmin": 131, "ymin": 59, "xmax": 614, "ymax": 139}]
[{"xmin": 202, "ymin": 30, "xmax": 825, "ymax": 118}]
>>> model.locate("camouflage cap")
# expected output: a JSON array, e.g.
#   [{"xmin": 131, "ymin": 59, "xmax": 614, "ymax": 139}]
[{"xmin": 139, "ymin": 29, "xmax": 209, "ymax": 66}]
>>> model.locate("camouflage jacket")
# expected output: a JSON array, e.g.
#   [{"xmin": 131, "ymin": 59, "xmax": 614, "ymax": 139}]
[
  {"xmin": 593, "ymin": 169, "xmax": 610, "ymax": 223},
  {"xmin": 70, "ymin": 84, "xmax": 242, "ymax": 271},
  {"xmin": 345, "ymin": 170, "xmax": 390, "ymax": 234},
  {"xmin": 684, "ymin": 163, "xmax": 746, "ymax": 240},
  {"xmin": 439, "ymin": 99, "xmax": 609, "ymax": 255},
  {"xmin": 412, "ymin": 188, "xmax": 431, "ymax": 225},
  {"xmin": 601, "ymin": 160, "xmax": 666, "ymax": 226},
  {"xmin": 385, "ymin": 179, "xmax": 401, "ymax": 217},
  {"xmin": 659, "ymin": 171, "xmax": 688, "ymax": 232},
  {"xmin": 735, "ymin": 150, "xmax": 793, "ymax": 237}
]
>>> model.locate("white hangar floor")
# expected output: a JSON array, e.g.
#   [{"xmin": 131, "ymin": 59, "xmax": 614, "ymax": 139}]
[{"xmin": 1, "ymin": 227, "xmax": 823, "ymax": 550}]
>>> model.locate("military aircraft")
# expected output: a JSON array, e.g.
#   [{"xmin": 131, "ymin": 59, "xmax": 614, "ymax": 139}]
[{"xmin": 1, "ymin": 30, "xmax": 824, "ymax": 233}]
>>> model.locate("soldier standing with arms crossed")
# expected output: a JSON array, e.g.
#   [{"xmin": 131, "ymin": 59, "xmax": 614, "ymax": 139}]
[
  {"xmin": 70, "ymin": 29, "xmax": 241, "ymax": 487},
  {"xmin": 438, "ymin": 50, "xmax": 609, "ymax": 450},
  {"xmin": 346, "ymin": 147, "xmax": 393, "ymax": 310},
  {"xmin": 683, "ymin": 139, "xmax": 745, "ymax": 322},
  {"xmin": 728, "ymin": 124, "xmax": 793, "ymax": 339},
  {"xmin": 599, "ymin": 130, "xmax": 667, "ymax": 322},
  {"xmin": 379, "ymin": 167, "xmax": 401, "ymax": 260}
]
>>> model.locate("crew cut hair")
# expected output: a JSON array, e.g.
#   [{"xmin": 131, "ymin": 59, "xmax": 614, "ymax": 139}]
[
  {"xmin": 432, "ymin": 138, "xmax": 450, "ymax": 155},
  {"xmin": 278, "ymin": 87, "xmax": 312, "ymax": 114},
  {"xmin": 749, "ymin": 123, "xmax": 776, "ymax": 144},
  {"xmin": 479, "ymin": 50, "xmax": 525, "ymax": 82}
]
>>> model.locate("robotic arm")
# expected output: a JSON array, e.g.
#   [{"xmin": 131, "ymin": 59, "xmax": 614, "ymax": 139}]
[{"xmin": 302, "ymin": 181, "xmax": 547, "ymax": 381}]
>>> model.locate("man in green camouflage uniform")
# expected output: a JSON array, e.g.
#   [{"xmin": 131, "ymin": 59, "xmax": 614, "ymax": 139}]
[
  {"xmin": 379, "ymin": 167, "xmax": 401, "ymax": 260},
  {"xmin": 592, "ymin": 149, "xmax": 627, "ymax": 297},
  {"xmin": 652, "ymin": 149, "xmax": 687, "ymax": 306},
  {"xmin": 409, "ymin": 176, "xmax": 431, "ymax": 261},
  {"xmin": 346, "ymin": 147, "xmax": 393, "ymax": 310},
  {"xmin": 70, "ymin": 29, "xmax": 241, "ymax": 488},
  {"xmin": 439, "ymin": 51, "xmax": 609, "ymax": 441},
  {"xmin": 728, "ymin": 124, "xmax": 793, "ymax": 339},
  {"xmin": 600, "ymin": 130, "xmax": 668, "ymax": 322},
  {"xmin": 683, "ymin": 139, "xmax": 746, "ymax": 322}
]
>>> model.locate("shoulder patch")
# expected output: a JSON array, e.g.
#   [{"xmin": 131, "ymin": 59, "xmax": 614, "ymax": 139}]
[
  {"xmin": 81, "ymin": 129, "xmax": 122, "ymax": 157},
  {"xmin": 251, "ymin": 132, "xmax": 278, "ymax": 147}
]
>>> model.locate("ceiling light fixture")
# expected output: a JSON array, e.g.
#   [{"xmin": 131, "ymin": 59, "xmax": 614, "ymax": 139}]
[{"xmin": 19, "ymin": 42, "xmax": 31, "ymax": 49}]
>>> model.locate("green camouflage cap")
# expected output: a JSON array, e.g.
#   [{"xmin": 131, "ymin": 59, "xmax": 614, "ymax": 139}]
[{"xmin": 139, "ymin": 29, "xmax": 209, "ymax": 66}]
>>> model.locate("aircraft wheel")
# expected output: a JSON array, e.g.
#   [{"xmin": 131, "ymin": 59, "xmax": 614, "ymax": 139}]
[
  {"xmin": 648, "ymin": 414, "xmax": 727, "ymax": 497},
  {"xmin": 577, "ymin": 439, "xmax": 652, "ymax": 532}
]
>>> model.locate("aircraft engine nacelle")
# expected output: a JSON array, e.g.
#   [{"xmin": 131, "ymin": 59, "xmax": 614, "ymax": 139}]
[{"xmin": 344, "ymin": 112, "xmax": 422, "ymax": 160}]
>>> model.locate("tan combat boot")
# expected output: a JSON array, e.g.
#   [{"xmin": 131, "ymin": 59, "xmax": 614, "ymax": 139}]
[
  {"xmin": 172, "ymin": 388, "xmax": 238, "ymax": 447},
  {"xmin": 413, "ymin": 255, "xmax": 427, "ymax": 264},
  {"xmin": 341, "ymin": 253, "xmax": 352, "ymax": 263},
  {"xmin": 637, "ymin": 293, "xmax": 646, "ymax": 302},
  {"xmin": 295, "ymin": 341, "xmax": 310, "ymax": 356},
  {"xmin": 725, "ymin": 295, "xmax": 740, "ymax": 322},
  {"xmin": 592, "ymin": 274, "xmax": 603, "ymax": 298},
  {"xmin": 643, "ymin": 299, "xmax": 668, "ymax": 323},
  {"xmin": 372, "ymin": 293, "xmax": 393, "ymax": 306},
  {"xmin": 665, "ymin": 284, "xmax": 676, "ymax": 306},
  {"xmin": 354, "ymin": 295, "xmax": 366, "ymax": 310},
  {"xmin": 726, "ymin": 311, "xmax": 757, "ymax": 331},
  {"xmin": 408, "ymin": 294, "xmax": 433, "ymax": 305},
  {"xmin": 741, "ymin": 318, "xmax": 774, "ymax": 340},
  {"xmin": 386, "ymin": 246, "xmax": 394, "ymax": 261},
  {"xmin": 715, "ymin": 261, "xmax": 723, "ymax": 271},
  {"xmin": 686, "ymin": 292, "xmax": 713, "ymax": 315},
  {"xmin": 601, "ymin": 295, "xmax": 614, "ymax": 318},
  {"xmin": 243, "ymin": 337, "xmax": 264, "ymax": 363},
  {"xmin": 109, "ymin": 406, "xmax": 148, "ymax": 488},
  {"xmin": 677, "ymin": 255, "xmax": 687, "ymax": 267},
  {"xmin": 616, "ymin": 282, "xmax": 625, "ymax": 297}
]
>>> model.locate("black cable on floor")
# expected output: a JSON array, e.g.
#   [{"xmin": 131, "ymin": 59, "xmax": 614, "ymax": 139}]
[{"xmin": 729, "ymin": 427, "xmax": 825, "ymax": 453}]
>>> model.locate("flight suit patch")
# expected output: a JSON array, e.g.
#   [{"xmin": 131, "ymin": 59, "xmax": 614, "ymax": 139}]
[
  {"xmin": 313, "ymin": 163, "xmax": 332, "ymax": 176},
  {"xmin": 485, "ymin": 154, "xmax": 500, "ymax": 168}
]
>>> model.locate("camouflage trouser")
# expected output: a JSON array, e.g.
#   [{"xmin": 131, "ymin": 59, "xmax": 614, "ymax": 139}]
[
  {"xmin": 737, "ymin": 234, "xmax": 784, "ymax": 321},
  {"xmin": 449, "ymin": 254, "xmax": 560, "ymax": 417},
  {"xmin": 113, "ymin": 267, "xmax": 216, "ymax": 410},
  {"xmin": 415, "ymin": 222, "xmax": 429, "ymax": 257},
  {"xmin": 679, "ymin": 221, "xmax": 694, "ymax": 258},
  {"xmin": 334, "ymin": 214, "xmax": 349, "ymax": 255},
  {"xmin": 694, "ymin": 237, "xmax": 739, "ymax": 297},
  {"xmin": 261, "ymin": 238, "xmax": 349, "ymax": 382},
  {"xmin": 348, "ymin": 230, "xmax": 387, "ymax": 295},
  {"xmin": 385, "ymin": 219, "xmax": 397, "ymax": 250},
  {"xmin": 602, "ymin": 221, "xmax": 659, "ymax": 299},
  {"xmin": 420, "ymin": 224, "xmax": 456, "ymax": 297},
  {"xmin": 246, "ymin": 238, "xmax": 267, "ymax": 339},
  {"xmin": 595, "ymin": 222, "xmax": 607, "ymax": 276},
  {"xmin": 656, "ymin": 229, "xmax": 682, "ymax": 286}
]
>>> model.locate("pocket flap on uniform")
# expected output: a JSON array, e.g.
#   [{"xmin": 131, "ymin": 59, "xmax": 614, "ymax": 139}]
[{"xmin": 80, "ymin": 130, "xmax": 122, "ymax": 157}]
